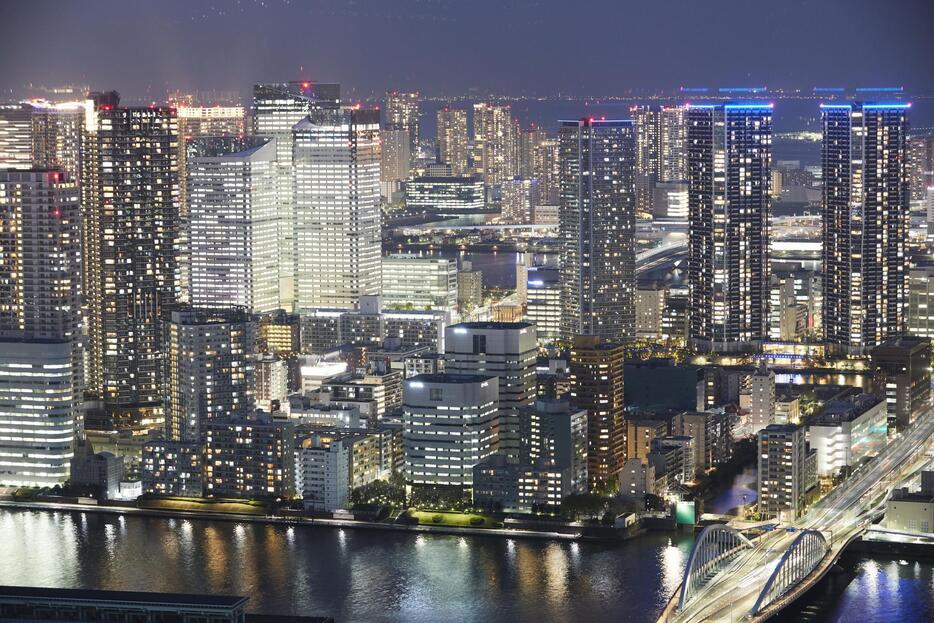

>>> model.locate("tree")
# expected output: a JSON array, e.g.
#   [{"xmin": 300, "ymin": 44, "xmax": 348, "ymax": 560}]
[{"xmin": 349, "ymin": 480, "xmax": 405, "ymax": 509}]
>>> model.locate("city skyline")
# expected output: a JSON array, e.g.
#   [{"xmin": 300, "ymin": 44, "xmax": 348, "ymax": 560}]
[{"xmin": 2, "ymin": 1, "xmax": 934, "ymax": 101}]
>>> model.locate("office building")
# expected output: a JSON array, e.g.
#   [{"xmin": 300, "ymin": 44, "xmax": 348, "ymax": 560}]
[
  {"xmin": 473, "ymin": 103, "xmax": 518, "ymax": 186},
  {"xmin": 687, "ymin": 103, "xmax": 772, "ymax": 351},
  {"xmin": 252, "ymin": 81, "xmax": 340, "ymax": 306},
  {"xmin": 569, "ymin": 336, "xmax": 626, "ymax": 486},
  {"xmin": 808, "ymin": 394, "xmax": 887, "ymax": 477},
  {"xmin": 385, "ymin": 91, "xmax": 420, "ymax": 158},
  {"xmin": 293, "ymin": 108, "xmax": 381, "ymax": 309},
  {"xmin": 203, "ymin": 412, "xmax": 295, "ymax": 498},
  {"xmin": 871, "ymin": 336, "xmax": 931, "ymax": 430},
  {"xmin": 0, "ymin": 104, "xmax": 37, "ymax": 169},
  {"xmin": 445, "ymin": 322, "xmax": 537, "ymax": 462},
  {"xmin": 82, "ymin": 96, "xmax": 179, "ymax": 433},
  {"xmin": 176, "ymin": 103, "xmax": 246, "ymax": 224},
  {"xmin": 186, "ymin": 137, "xmax": 280, "ymax": 313},
  {"xmin": 757, "ymin": 423, "xmax": 807, "ymax": 520},
  {"xmin": 404, "ymin": 176, "xmax": 486, "ymax": 219},
  {"xmin": 0, "ymin": 169, "xmax": 81, "ymax": 487},
  {"xmin": 749, "ymin": 363, "xmax": 776, "ymax": 434},
  {"xmin": 559, "ymin": 117, "xmax": 636, "ymax": 341},
  {"xmin": 381, "ymin": 254, "xmax": 458, "ymax": 311},
  {"xmin": 163, "ymin": 308, "xmax": 255, "ymax": 443},
  {"xmin": 526, "ymin": 266, "xmax": 561, "ymax": 343},
  {"xmin": 402, "ymin": 373, "xmax": 499, "ymax": 492},
  {"xmin": 436, "ymin": 105, "xmax": 469, "ymax": 176},
  {"xmin": 822, "ymin": 102, "xmax": 911, "ymax": 351},
  {"xmin": 141, "ymin": 439, "xmax": 203, "ymax": 497}
]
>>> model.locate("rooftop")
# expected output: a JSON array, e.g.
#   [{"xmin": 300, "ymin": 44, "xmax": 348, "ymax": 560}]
[
  {"xmin": 406, "ymin": 373, "xmax": 497, "ymax": 385},
  {"xmin": 0, "ymin": 585, "xmax": 247, "ymax": 609},
  {"xmin": 812, "ymin": 393, "xmax": 883, "ymax": 425}
]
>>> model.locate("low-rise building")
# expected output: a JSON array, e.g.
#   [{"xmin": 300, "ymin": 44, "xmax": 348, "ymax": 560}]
[
  {"xmin": 203, "ymin": 413, "xmax": 295, "ymax": 499},
  {"xmin": 871, "ymin": 336, "xmax": 932, "ymax": 430},
  {"xmin": 886, "ymin": 488, "xmax": 934, "ymax": 534},
  {"xmin": 648, "ymin": 436, "xmax": 695, "ymax": 491},
  {"xmin": 295, "ymin": 429, "xmax": 384, "ymax": 512},
  {"xmin": 618, "ymin": 458, "xmax": 655, "ymax": 507},
  {"xmin": 141, "ymin": 440, "xmax": 203, "ymax": 497},
  {"xmin": 808, "ymin": 394, "xmax": 887, "ymax": 478},
  {"xmin": 381, "ymin": 254, "xmax": 458, "ymax": 311},
  {"xmin": 70, "ymin": 452, "xmax": 125, "ymax": 500},
  {"xmin": 672, "ymin": 411, "xmax": 733, "ymax": 475}
]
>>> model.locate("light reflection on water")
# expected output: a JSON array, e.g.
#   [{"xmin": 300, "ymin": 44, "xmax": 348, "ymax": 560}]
[
  {"xmin": 1, "ymin": 509, "xmax": 929, "ymax": 622},
  {"xmin": 0, "ymin": 509, "xmax": 693, "ymax": 623}
]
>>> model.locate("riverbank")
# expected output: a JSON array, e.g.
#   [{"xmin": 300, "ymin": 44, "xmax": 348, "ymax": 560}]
[{"xmin": 0, "ymin": 498, "xmax": 626, "ymax": 542}]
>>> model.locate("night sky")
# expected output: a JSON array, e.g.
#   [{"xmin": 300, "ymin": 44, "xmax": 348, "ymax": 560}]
[{"xmin": 2, "ymin": 0, "xmax": 933, "ymax": 101}]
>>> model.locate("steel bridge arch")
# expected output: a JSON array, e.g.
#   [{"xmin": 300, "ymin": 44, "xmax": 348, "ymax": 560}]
[
  {"xmin": 751, "ymin": 529, "xmax": 829, "ymax": 615},
  {"xmin": 677, "ymin": 524, "xmax": 754, "ymax": 612}
]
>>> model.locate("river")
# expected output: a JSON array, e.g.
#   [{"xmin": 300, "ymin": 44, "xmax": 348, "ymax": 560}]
[{"xmin": 0, "ymin": 505, "xmax": 930, "ymax": 622}]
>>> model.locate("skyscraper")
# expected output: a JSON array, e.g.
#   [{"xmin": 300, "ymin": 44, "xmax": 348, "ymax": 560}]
[
  {"xmin": 164, "ymin": 307, "xmax": 255, "ymax": 443},
  {"xmin": 252, "ymin": 82, "xmax": 340, "ymax": 308},
  {"xmin": 436, "ymin": 105, "xmax": 469, "ymax": 176},
  {"xmin": 444, "ymin": 322, "xmax": 538, "ymax": 463},
  {"xmin": 908, "ymin": 133, "xmax": 933, "ymax": 202},
  {"xmin": 632, "ymin": 105, "xmax": 687, "ymax": 215},
  {"xmin": 385, "ymin": 90, "xmax": 420, "ymax": 158},
  {"xmin": 292, "ymin": 108, "xmax": 381, "ymax": 309},
  {"xmin": 186, "ymin": 137, "xmax": 279, "ymax": 313},
  {"xmin": 473, "ymin": 103, "xmax": 519, "ymax": 187},
  {"xmin": 0, "ymin": 104, "xmax": 34, "ymax": 169},
  {"xmin": 687, "ymin": 103, "xmax": 772, "ymax": 351},
  {"xmin": 0, "ymin": 169, "xmax": 82, "ymax": 486},
  {"xmin": 82, "ymin": 96, "xmax": 179, "ymax": 432},
  {"xmin": 822, "ymin": 102, "xmax": 911, "ymax": 352},
  {"xmin": 379, "ymin": 127, "xmax": 410, "ymax": 199},
  {"xmin": 0, "ymin": 101, "xmax": 87, "ymax": 177},
  {"xmin": 559, "ymin": 117, "xmax": 636, "ymax": 342},
  {"xmin": 568, "ymin": 335, "xmax": 626, "ymax": 488}
]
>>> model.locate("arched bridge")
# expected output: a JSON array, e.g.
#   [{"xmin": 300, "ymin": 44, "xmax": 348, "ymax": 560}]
[
  {"xmin": 678, "ymin": 524, "xmax": 754, "ymax": 611},
  {"xmin": 751, "ymin": 530, "xmax": 828, "ymax": 615}
]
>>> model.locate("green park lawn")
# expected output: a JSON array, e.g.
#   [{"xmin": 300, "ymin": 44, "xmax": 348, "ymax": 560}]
[
  {"xmin": 409, "ymin": 510, "xmax": 503, "ymax": 528},
  {"xmin": 138, "ymin": 497, "xmax": 268, "ymax": 515}
]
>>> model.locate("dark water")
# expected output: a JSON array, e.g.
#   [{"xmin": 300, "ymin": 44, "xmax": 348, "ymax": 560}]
[
  {"xmin": 0, "ymin": 509, "xmax": 693, "ymax": 623},
  {"xmin": 1, "ymin": 508, "xmax": 930, "ymax": 623},
  {"xmin": 777, "ymin": 555, "xmax": 934, "ymax": 623}
]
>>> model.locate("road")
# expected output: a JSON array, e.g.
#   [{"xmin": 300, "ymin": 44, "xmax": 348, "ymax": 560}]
[{"xmin": 668, "ymin": 410, "xmax": 934, "ymax": 622}]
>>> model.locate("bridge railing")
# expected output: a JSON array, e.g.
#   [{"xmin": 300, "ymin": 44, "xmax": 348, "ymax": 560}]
[
  {"xmin": 751, "ymin": 529, "xmax": 828, "ymax": 615},
  {"xmin": 677, "ymin": 524, "xmax": 754, "ymax": 612}
]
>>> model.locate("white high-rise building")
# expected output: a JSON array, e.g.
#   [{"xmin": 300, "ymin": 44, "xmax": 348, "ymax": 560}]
[
  {"xmin": 403, "ymin": 373, "xmax": 499, "ymax": 490},
  {"xmin": 0, "ymin": 169, "xmax": 82, "ymax": 486},
  {"xmin": 750, "ymin": 362, "xmax": 776, "ymax": 434},
  {"xmin": 381, "ymin": 254, "xmax": 458, "ymax": 311},
  {"xmin": 293, "ymin": 108, "xmax": 381, "ymax": 309},
  {"xmin": 187, "ymin": 137, "xmax": 280, "ymax": 313},
  {"xmin": 252, "ymin": 82, "xmax": 341, "ymax": 308},
  {"xmin": 444, "ymin": 322, "xmax": 537, "ymax": 462}
]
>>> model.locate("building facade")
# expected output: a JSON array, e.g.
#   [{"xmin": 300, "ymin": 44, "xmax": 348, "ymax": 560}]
[
  {"xmin": 822, "ymin": 102, "xmax": 911, "ymax": 351},
  {"xmin": 687, "ymin": 103, "xmax": 772, "ymax": 351},
  {"xmin": 293, "ymin": 108, "xmax": 381, "ymax": 309},
  {"xmin": 559, "ymin": 118, "xmax": 636, "ymax": 342}
]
